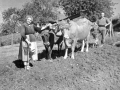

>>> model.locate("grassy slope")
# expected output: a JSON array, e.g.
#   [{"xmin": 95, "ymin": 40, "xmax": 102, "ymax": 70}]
[{"xmin": 0, "ymin": 36, "xmax": 120, "ymax": 90}]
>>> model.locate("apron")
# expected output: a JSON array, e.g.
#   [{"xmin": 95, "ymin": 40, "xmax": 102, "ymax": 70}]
[{"xmin": 18, "ymin": 35, "xmax": 38, "ymax": 61}]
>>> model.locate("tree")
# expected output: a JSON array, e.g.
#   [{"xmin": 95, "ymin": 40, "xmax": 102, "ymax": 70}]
[
  {"xmin": 19, "ymin": 0, "xmax": 57, "ymax": 23},
  {"xmin": 1, "ymin": 8, "xmax": 21, "ymax": 35},
  {"xmin": 2, "ymin": 7, "xmax": 20, "ymax": 22},
  {"xmin": 59, "ymin": 0, "xmax": 115, "ymax": 20},
  {"xmin": 0, "ymin": 0, "xmax": 57, "ymax": 35},
  {"xmin": 0, "ymin": 21, "xmax": 15, "ymax": 35}
]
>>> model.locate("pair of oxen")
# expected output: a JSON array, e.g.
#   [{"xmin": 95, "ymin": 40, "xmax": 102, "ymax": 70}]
[{"xmin": 39, "ymin": 18, "xmax": 98, "ymax": 60}]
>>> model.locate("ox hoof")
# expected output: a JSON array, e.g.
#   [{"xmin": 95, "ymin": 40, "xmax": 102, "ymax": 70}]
[
  {"xmin": 71, "ymin": 56, "xmax": 75, "ymax": 59},
  {"xmin": 25, "ymin": 65, "xmax": 31, "ymax": 70},
  {"xmin": 81, "ymin": 50, "xmax": 84, "ymax": 52},
  {"xmin": 33, "ymin": 59, "xmax": 38, "ymax": 62},
  {"xmin": 99, "ymin": 45, "xmax": 103, "ymax": 47},
  {"xmin": 86, "ymin": 50, "xmax": 89, "ymax": 52},
  {"xmin": 49, "ymin": 59, "xmax": 53, "ymax": 62},
  {"xmin": 64, "ymin": 56, "xmax": 67, "ymax": 59}
]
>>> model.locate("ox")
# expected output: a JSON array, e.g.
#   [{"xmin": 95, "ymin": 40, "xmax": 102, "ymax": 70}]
[
  {"xmin": 58, "ymin": 18, "xmax": 93, "ymax": 59},
  {"xmin": 40, "ymin": 23, "xmax": 64, "ymax": 60}
]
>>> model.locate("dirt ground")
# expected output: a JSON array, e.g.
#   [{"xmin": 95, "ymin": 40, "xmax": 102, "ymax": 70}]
[{"xmin": 0, "ymin": 33, "xmax": 120, "ymax": 90}]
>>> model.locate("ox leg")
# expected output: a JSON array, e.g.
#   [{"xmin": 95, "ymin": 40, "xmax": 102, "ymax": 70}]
[
  {"xmin": 64, "ymin": 45, "xmax": 68, "ymax": 59},
  {"xmin": 48, "ymin": 46, "xmax": 52, "ymax": 60},
  {"xmin": 81, "ymin": 40, "xmax": 85, "ymax": 52},
  {"xmin": 58, "ymin": 44, "xmax": 60, "ymax": 55},
  {"xmin": 48, "ymin": 33, "xmax": 54, "ymax": 60},
  {"xmin": 58, "ymin": 44, "xmax": 60, "ymax": 56},
  {"xmin": 60, "ymin": 43, "xmax": 63, "ymax": 52},
  {"xmin": 48, "ymin": 47, "xmax": 51, "ymax": 59},
  {"xmin": 58, "ymin": 43, "xmax": 63, "ymax": 56},
  {"xmin": 86, "ymin": 40, "xmax": 89, "ymax": 52},
  {"xmin": 86, "ymin": 32, "xmax": 90, "ymax": 52},
  {"xmin": 44, "ymin": 45, "xmax": 49, "ymax": 59},
  {"xmin": 44, "ymin": 44, "xmax": 51, "ymax": 60},
  {"xmin": 48, "ymin": 43, "xmax": 54, "ymax": 61},
  {"xmin": 71, "ymin": 40, "xmax": 77, "ymax": 59}
]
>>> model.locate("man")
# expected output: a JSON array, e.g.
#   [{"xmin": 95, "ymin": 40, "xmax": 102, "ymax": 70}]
[{"xmin": 97, "ymin": 12, "xmax": 111, "ymax": 47}]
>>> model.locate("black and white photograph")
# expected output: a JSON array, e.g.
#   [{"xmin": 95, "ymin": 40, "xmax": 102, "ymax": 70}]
[{"xmin": 0, "ymin": 0, "xmax": 120, "ymax": 90}]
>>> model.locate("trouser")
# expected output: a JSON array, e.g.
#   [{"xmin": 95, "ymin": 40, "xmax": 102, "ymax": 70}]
[{"xmin": 99, "ymin": 27, "xmax": 106, "ymax": 44}]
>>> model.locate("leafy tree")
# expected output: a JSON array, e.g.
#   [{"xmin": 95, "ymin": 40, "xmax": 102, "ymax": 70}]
[
  {"xmin": 59, "ymin": 0, "xmax": 115, "ymax": 20},
  {"xmin": 1, "ymin": 8, "xmax": 21, "ymax": 35},
  {"xmin": 1, "ymin": 0, "xmax": 116, "ymax": 36},
  {"xmin": 0, "ymin": 0, "xmax": 57, "ymax": 35},
  {"xmin": 0, "ymin": 21, "xmax": 15, "ymax": 35},
  {"xmin": 2, "ymin": 7, "xmax": 20, "ymax": 22},
  {"xmin": 18, "ymin": 0, "xmax": 57, "ymax": 23}
]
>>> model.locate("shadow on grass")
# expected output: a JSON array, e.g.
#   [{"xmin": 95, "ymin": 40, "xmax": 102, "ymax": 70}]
[
  {"xmin": 13, "ymin": 59, "xmax": 33, "ymax": 69},
  {"xmin": 38, "ymin": 45, "xmax": 83, "ymax": 60},
  {"xmin": 38, "ymin": 49, "xmax": 65, "ymax": 60}
]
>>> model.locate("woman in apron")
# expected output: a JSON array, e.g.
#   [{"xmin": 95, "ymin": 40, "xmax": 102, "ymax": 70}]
[{"xmin": 18, "ymin": 15, "xmax": 39, "ymax": 70}]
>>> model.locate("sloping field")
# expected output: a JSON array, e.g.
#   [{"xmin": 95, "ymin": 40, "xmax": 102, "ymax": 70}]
[{"xmin": 0, "ymin": 35, "xmax": 120, "ymax": 90}]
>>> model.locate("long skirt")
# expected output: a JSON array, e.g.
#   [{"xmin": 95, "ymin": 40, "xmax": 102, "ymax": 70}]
[{"xmin": 18, "ymin": 39, "xmax": 38, "ymax": 62}]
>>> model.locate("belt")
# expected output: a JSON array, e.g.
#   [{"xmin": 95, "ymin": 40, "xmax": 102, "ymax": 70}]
[{"xmin": 99, "ymin": 25, "xmax": 105, "ymax": 27}]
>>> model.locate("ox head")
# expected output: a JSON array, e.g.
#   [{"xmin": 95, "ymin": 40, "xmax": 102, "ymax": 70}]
[
  {"xmin": 40, "ymin": 20, "xmax": 70, "ymax": 37},
  {"xmin": 57, "ymin": 19, "xmax": 71, "ymax": 32},
  {"xmin": 39, "ymin": 22, "xmax": 61, "ymax": 37},
  {"xmin": 46, "ymin": 22, "xmax": 63, "ymax": 35},
  {"xmin": 90, "ymin": 21, "xmax": 98, "ymax": 31}
]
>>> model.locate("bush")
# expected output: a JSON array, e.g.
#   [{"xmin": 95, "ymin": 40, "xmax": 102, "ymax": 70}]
[
  {"xmin": 0, "ymin": 33, "xmax": 21, "ymax": 47},
  {"xmin": 0, "ymin": 33, "xmax": 42, "ymax": 47},
  {"xmin": 1, "ymin": 39, "xmax": 11, "ymax": 46}
]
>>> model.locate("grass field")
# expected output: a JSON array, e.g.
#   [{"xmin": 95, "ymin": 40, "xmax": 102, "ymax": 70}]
[{"xmin": 0, "ymin": 34, "xmax": 120, "ymax": 90}]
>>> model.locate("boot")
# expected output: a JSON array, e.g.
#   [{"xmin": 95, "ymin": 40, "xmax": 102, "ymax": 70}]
[{"xmin": 24, "ymin": 61, "xmax": 31, "ymax": 70}]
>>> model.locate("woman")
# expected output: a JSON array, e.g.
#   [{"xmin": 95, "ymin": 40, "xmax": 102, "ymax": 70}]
[{"xmin": 18, "ymin": 15, "xmax": 40, "ymax": 70}]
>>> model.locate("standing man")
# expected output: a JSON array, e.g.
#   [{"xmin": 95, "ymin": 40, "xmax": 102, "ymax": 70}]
[{"xmin": 97, "ymin": 12, "xmax": 110, "ymax": 47}]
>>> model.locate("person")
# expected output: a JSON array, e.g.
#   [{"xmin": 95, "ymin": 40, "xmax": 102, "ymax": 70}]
[
  {"xmin": 97, "ymin": 12, "xmax": 111, "ymax": 47},
  {"xmin": 91, "ymin": 20, "xmax": 99, "ymax": 45},
  {"xmin": 18, "ymin": 15, "xmax": 40, "ymax": 70}
]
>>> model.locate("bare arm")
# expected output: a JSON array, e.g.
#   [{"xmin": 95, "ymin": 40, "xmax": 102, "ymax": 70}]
[{"xmin": 105, "ymin": 18, "xmax": 111, "ymax": 27}]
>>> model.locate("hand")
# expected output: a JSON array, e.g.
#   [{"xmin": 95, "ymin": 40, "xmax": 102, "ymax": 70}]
[
  {"xmin": 28, "ymin": 42, "xmax": 31, "ymax": 46},
  {"xmin": 26, "ymin": 41, "xmax": 31, "ymax": 46},
  {"xmin": 105, "ymin": 23, "xmax": 110, "ymax": 27},
  {"xmin": 105, "ymin": 24, "xmax": 108, "ymax": 27}
]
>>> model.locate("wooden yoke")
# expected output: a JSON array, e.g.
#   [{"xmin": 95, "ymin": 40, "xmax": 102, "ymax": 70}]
[{"xmin": 106, "ymin": 18, "xmax": 114, "ymax": 37}]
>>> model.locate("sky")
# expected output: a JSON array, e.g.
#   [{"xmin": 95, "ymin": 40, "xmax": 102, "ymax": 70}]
[
  {"xmin": 113, "ymin": 0, "xmax": 120, "ymax": 15},
  {"xmin": 0, "ymin": 0, "xmax": 31, "ymax": 23},
  {"xmin": 0, "ymin": 0, "xmax": 120, "ymax": 24}
]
